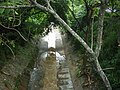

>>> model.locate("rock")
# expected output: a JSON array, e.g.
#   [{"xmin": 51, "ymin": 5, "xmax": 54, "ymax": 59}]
[{"xmin": 28, "ymin": 67, "xmax": 44, "ymax": 90}]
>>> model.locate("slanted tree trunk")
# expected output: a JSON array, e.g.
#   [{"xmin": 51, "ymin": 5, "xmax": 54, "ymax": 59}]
[
  {"xmin": 94, "ymin": 4, "xmax": 112, "ymax": 90},
  {"xmin": 94, "ymin": 57, "xmax": 112, "ymax": 90},
  {"xmin": 30, "ymin": 0, "xmax": 112, "ymax": 89},
  {"xmin": 90, "ymin": 17, "xmax": 94, "ymax": 49}
]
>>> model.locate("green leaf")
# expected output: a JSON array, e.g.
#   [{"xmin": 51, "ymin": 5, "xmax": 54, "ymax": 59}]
[
  {"xmin": 8, "ymin": 17, "xmax": 13, "ymax": 21},
  {"xmin": 10, "ymin": 40, "xmax": 15, "ymax": 48},
  {"xmin": 0, "ymin": 9, "xmax": 5, "ymax": 14},
  {"xmin": 15, "ymin": 11, "xmax": 18, "ymax": 15}
]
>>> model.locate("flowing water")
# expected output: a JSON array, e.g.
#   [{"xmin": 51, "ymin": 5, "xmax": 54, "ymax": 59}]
[{"xmin": 28, "ymin": 25, "xmax": 74, "ymax": 90}]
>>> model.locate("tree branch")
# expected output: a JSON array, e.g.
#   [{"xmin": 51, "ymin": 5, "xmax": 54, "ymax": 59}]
[
  {"xmin": 32, "ymin": 1, "xmax": 112, "ymax": 89},
  {"xmin": 67, "ymin": 5, "xmax": 81, "ymax": 29},
  {"xmin": 91, "ymin": 17, "xmax": 94, "ymax": 49},
  {"xmin": 83, "ymin": 0, "xmax": 89, "ymax": 10},
  {"xmin": 0, "ymin": 23, "xmax": 27, "ymax": 41},
  {"xmin": 0, "ymin": 5, "xmax": 35, "ymax": 9},
  {"xmin": 31, "ymin": 0, "xmax": 95, "ymax": 56},
  {"xmin": 4, "ymin": 42, "xmax": 15, "ymax": 58},
  {"xmin": 102, "ymin": 67, "xmax": 114, "ymax": 71},
  {"xmin": 0, "ymin": 34, "xmax": 15, "ymax": 58},
  {"xmin": 13, "ymin": 14, "xmax": 22, "ymax": 27},
  {"xmin": 95, "ymin": 5, "xmax": 106, "ymax": 57},
  {"xmin": 1, "ymin": 1, "xmax": 111, "ymax": 89}
]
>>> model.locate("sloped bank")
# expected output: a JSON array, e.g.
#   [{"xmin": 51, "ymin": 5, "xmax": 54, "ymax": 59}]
[
  {"xmin": 0, "ymin": 43, "xmax": 38, "ymax": 90},
  {"xmin": 62, "ymin": 34, "xmax": 83, "ymax": 90}
]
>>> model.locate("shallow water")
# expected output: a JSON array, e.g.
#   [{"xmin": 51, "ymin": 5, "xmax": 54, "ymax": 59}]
[{"xmin": 28, "ymin": 26, "xmax": 74, "ymax": 90}]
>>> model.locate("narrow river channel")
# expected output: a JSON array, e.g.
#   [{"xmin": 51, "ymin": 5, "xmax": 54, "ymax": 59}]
[{"xmin": 28, "ymin": 25, "xmax": 74, "ymax": 90}]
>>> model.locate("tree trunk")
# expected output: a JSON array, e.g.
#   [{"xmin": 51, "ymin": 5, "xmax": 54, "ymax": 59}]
[
  {"xmin": 90, "ymin": 18, "xmax": 94, "ymax": 49},
  {"xmin": 52, "ymin": 10, "xmax": 112, "ymax": 90},
  {"xmin": 94, "ymin": 57, "xmax": 112, "ymax": 90},
  {"xmin": 94, "ymin": 4, "xmax": 112, "ymax": 90},
  {"xmin": 28, "ymin": 0, "xmax": 112, "ymax": 89}
]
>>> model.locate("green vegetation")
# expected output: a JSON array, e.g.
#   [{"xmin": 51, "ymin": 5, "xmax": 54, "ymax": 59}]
[
  {"xmin": 0, "ymin": 0, "xmax": 120, "ymax": 89},
  {"xmin": 13, "ymin": 43, "xmax": 38, "ymax": 90}
]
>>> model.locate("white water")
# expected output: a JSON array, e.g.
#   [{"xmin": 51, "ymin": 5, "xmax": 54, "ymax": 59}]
[
  {"xmin": 42, "ymin": 26, "xmax": 62, "ymax": 48},
  {"xmin": 29, "ymin": 25, "xmax": 74, "ymax": 90}
]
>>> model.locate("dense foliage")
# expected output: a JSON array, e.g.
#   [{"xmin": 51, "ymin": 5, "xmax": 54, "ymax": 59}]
[
  {"xmin": 66, "ymin": 0, "xmax": 120, "ymax": 89},
  {"xmin": 0, "ymin": 0, "xmax": 47, "ymax": 68},
  {"xmin": 0, "ymin": 0, "xmax": 120, "ymax": 89}
]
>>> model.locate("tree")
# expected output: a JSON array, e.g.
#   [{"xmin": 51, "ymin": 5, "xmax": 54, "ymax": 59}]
[
  {"xmin": 30, "ymin": 0, "xmax": 112, "ymax": 89},
  {"xmin": 0, "ymin": 0, "xmax": 112, "ymax": 89}
]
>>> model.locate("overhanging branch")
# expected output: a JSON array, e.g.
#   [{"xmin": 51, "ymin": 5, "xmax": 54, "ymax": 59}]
[
  {"xmin": 102, "ymin": 67, "xmax": 114, "ymax": 71},
  {"xmin": 0, "ymin": 5, "xmax": 35, "ymax": 9},
  {"xmin": 4, "ymin": 42, "xmax": 15, "ymax": 58},
  {"xmin": 31, "ymin": 0, "xmax": 95, "ymax": 56},
  {"xmin": 0, "ymin": 23, "xmax": 27, "ymax": 41}
]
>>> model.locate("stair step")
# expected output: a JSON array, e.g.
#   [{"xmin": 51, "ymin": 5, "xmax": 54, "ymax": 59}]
[
  {"xmin": 58, "ymin": 73, "xmax": 70, "ymax": 78},
  {"xmin": 58, "ymin": 77, "xmax": 69, "ymax": 80},
  {"xmin": 60, "ymin": 66, "xmax": 69, "ymax": 68},
  {"xmin": 57, "ymin": 58, "xmax": 74, "ymax": 90},
  {"xmin": 58, "ymin": 80, "xmax": 69, "ymax": 85},
  {"xmin": 59, "ymin": 85, "xmax": 74, "ymax": 90},
  {"xmin": 58, "ymin": 72, "xmax": 69, "ymax": 74},
  {"xmin": 59, "ymin": 68, "xmax": 69, "ymax": 72},
  {"xmin": 58, "ymin": 71, "xmax": 69, "ymax": 74}
]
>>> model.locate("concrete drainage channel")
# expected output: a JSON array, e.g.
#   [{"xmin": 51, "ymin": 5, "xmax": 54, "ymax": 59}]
[{"xmin": 28, "ymin": 26, "xmax": 74, "ymax": 90}]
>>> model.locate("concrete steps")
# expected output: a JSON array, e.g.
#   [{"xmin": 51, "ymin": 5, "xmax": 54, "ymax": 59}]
[{"xmin": 57, "ymin": 62, "xmax": 74, "ymax": 90}]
